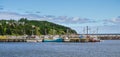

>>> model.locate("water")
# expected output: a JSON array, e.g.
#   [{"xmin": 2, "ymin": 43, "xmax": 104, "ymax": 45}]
[{"xmin": 0, "ymin": 40, "xmax": 120, "ymax": 57}]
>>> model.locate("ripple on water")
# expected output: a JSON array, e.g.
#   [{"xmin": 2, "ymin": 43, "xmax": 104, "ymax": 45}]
[{"xmin": 0, "ymin": 40, "xmax": 120, "ymax": 57}]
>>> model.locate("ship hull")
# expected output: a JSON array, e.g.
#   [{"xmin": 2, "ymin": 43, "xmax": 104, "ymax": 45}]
[{"xmin": 43, "ymin": 38, "xmax": 63, "ymax": 42}]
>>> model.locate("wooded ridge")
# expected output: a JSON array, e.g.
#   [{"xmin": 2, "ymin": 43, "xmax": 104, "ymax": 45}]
[{"xmin": 0, "ymin": 18, "xmax": 77, "ymax": 35}]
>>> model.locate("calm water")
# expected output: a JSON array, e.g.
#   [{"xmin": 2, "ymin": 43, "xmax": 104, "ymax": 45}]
[{"xmin": 0, "ymin": 40, "xmax": 120, "ymax": 57}]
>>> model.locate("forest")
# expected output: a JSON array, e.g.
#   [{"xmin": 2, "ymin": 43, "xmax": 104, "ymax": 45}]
[{"xmin": 0, "ymin": 18, "xmax": 77, "ymax": 35}]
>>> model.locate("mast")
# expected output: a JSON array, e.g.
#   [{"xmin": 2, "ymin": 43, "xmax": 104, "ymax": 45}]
[
  {"xmin": 86, "ymin": 26, "xmax": 89, "ymax": 35},
  {"xmin": 96, "ymin": 27, "xmax": 98, "ymax": 34},
  {"xmin": 96, "ymin": 27, "xmax": 99, "ymax": 37},
  {"xmin": 67, "ymin": 29, "xmax": 69, "ymax": 37},
  {"xmin": 52, "ymin": 25, "xmax": 54, "ymax": 35},
  {"xmin": 44, "ymin": 23, "xmax": 47, "ymax": 35}
]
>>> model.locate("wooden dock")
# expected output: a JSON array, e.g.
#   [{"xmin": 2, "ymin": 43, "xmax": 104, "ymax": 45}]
[
  {"xmin": 0, "ymin": 35, "xmax": 43, "ymax": 42},
  {"xmin": 0, "ymin": 39, "xmax": 26, "ymax": 42}
]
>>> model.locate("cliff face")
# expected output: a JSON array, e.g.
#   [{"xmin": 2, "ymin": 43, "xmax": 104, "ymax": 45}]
[{"xmin": 0, "ymin": 18, "xmax": 77, "ymax": 35}]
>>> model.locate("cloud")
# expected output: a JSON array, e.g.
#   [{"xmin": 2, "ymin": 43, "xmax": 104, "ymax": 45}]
[
  {"xmin": 0, "ymin": 11, "xmax": 45, "ymax": 20},
  {"xmin": 0, "ymin": 11, "xmax": 101, "ymax": 28},
  {"xmin": 0, "ymin": 5, "xmax": 4, "ymax": 10},
  {"xmin": 0, "ymin": 8, "xmax": 3, "ymax": 10},
  {"xmin": 110, "ymin": 16, "xmax": 120, "ymax": 23},
  {"xmin": 0, "ymin": 11, "xmax": 107, "ymax": 26},
  {"xmin": 35, "ymin": 11, "xmax": 41, "ymax": 13},
  {"xmin": 25, "ymin": 11, "xmax": 33, "ymax": 14},
  {"xmin": 103, "ymin": 16, "xmax": 120, "ymax": 26},
  {"xmin": 25, "ymin": 11, "xmax": 41, "ymax": 14},
  {"xmin": 50, "ymin": 16, "xmax": 94, "ymax": 25},
  {"xmin": 0, "ymin": 12, "xmax": 23, "ymax": 19}
]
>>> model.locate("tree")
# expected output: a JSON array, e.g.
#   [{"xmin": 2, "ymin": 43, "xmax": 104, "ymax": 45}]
[
  {"xmin": 35, "ymin": 27, "xmax": 41, "ymax": 35},
  {"xmin": 0, "ymin": 24, "xmax": 4, "ymax": 35}
]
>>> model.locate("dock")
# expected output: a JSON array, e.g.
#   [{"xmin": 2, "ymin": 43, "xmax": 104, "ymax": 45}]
[
  {"xmin": 79, "ymin": 34, "xmax": 120, "ymax": 40},
  {"xmin": 0, "ymin": 35, "xmax": 43, "ymax": 42},
  {"xmin": 0, "ymin": 34, "xmax": 120, "ymax": 42}
]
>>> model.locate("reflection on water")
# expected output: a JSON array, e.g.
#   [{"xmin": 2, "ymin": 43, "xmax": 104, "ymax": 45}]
[{"xmin": 0, "ymin": 40, "xmax": 120, "ymax": 57}]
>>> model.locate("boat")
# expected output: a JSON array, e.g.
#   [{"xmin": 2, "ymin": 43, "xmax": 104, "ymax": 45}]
[
  {"xmin": 26, "ymin": 40, "xmax": 37, "ymax": 42},
  {"xmin": 88, "ymin": 36, "xmax": 100, "ymax": 42},
  {"xmin": 64, "ymin": 36, "xmax": 70, "ymax": 42},
  {"xmin": 43, "ymin": 35, "xmax": 63, "ymax": 42},
  {"xmin": 79, "ymin": 35, "xmax": 89, "ymax": 42},
  {"xmin": 26, "ymin": 35, "xmax": 42, "ymax": 42},
  {"xmin": 79, "ymin": 26, "xmax": 100, "ymax": 42},
  {"xmin": 43, "ymin": 37, "xmax": 63, "ymax": 42}
]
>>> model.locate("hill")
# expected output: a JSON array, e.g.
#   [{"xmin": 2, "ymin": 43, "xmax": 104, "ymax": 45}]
[{"xmin": 0, "ymin": 18, "xmax": 77, "ymax": 35}]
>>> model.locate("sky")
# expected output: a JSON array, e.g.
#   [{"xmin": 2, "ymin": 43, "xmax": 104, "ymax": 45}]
[{"xmin": 0, "ymin": 0, "xmax": 120, "ymax": 34}]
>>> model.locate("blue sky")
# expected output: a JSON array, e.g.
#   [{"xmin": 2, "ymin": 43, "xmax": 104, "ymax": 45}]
[{"xmin": 0, "ymin": 0, "xmax": 120, "ymax": 34}]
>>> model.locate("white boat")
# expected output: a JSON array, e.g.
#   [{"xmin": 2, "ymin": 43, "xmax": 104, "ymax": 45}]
[{"xmin": 89, "ymin": 36, "xmax": 100, "ymax": 42}]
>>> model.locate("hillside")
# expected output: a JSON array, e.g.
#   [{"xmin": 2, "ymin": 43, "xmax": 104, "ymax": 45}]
[{"xmin": 0, "ymin": 18, "xmax": 77, "ymax": 35}]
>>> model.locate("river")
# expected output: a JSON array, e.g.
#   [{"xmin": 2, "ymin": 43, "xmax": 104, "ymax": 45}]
[{"xmin": 0, "ymin": 40, "xmax": 120, "ymax": 57}]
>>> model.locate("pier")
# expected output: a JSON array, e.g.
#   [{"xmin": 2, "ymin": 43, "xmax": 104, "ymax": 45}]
[
  {"xmin": 0, "ymin": 39, "xmax": 26, "ymax": 42},
  {"xmin": 0, "ymin": 34, "xmax": 120, "ymax": 42},
  {"xmin": 0, "ymin": 35, "xmax": 42, "ymax": 42},
  {"xmin": 79, "ymin": 34, "xmax": 120, "ymax": 40}
]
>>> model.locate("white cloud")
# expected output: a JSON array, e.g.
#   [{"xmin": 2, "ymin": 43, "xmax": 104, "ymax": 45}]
[
  {"xmin": 111, "ymin": 16, "xmax": 120, "ymax": 23},
  {"xmin": 72, "ymin": 17, "xmax": 80, "ymax": 21},
  {"xmin": 104, "ymin": 16, "xmax": 120, "ymax": 25},
  {"xmin": 0, "ymin": 11, "xmax": 95, "ymax": 24},
  {"xmin": 0, "ymin": 12, "xmax": 44, "ymax": 20},
  {"xmin": 0, "ymin": 12, "xmax": 23, "ymax": 20}
]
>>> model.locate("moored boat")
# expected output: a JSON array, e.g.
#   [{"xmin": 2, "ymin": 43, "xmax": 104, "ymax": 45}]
[
  {"xmin": 43, "ymin": 35, "xmax": 63, "ymax": 42},
  {"xmin": 43, "ymin": 37, "xmax": 63, "ymax": 42},
  {"xmin": 64, "ymin": 37, "xmax": 70, "ymax": 42},
  {"xmin": 79, "ymin": 35, "xmax": 89, "ymax": 42},
  {"xmin": 88, "ymin": 36, "xmax": 100, "ymax": 42}
]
